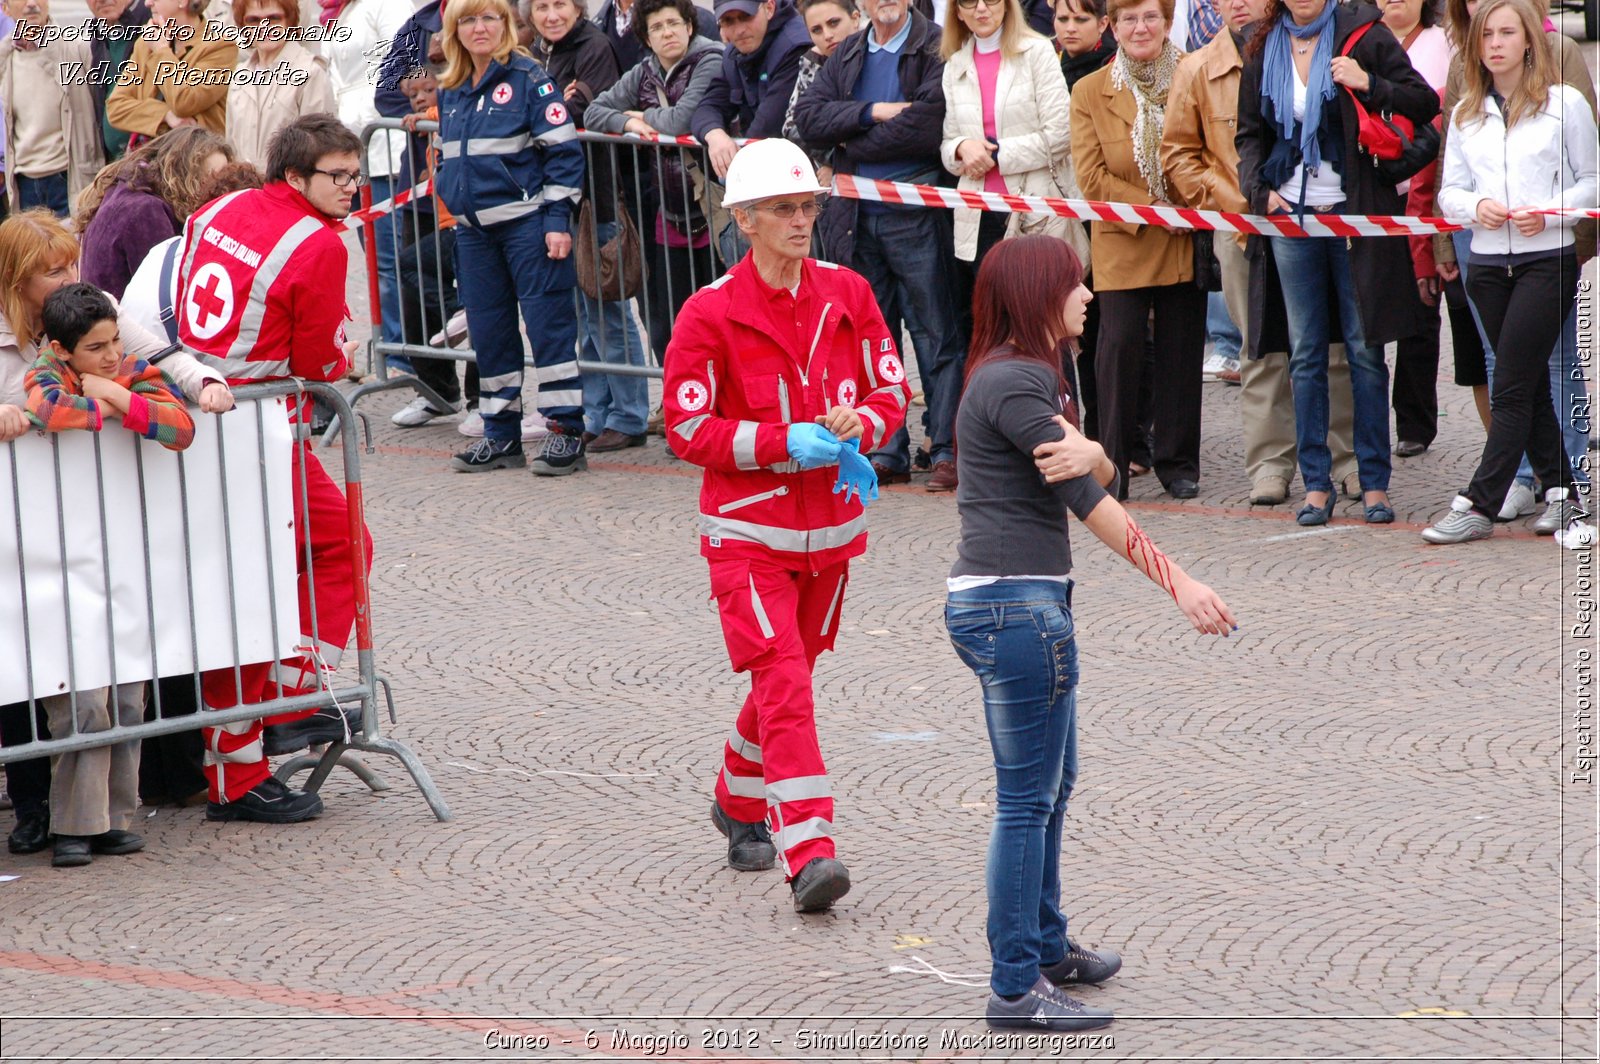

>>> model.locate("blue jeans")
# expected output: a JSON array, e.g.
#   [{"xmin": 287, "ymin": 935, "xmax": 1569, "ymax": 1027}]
[
  {"xmin": 1206, "ymin": 290, "xmax": 1242, "ymax": 360},
  {"xmin": 366, "ymin": 173, "xmax": 406, "ymax": 357},
  {"xmin": 946, "ymin": 579, "xmax": 1080, "ymax": 998},
  {"xmin": 579, "ymin": 221, "xmax": 650, "ymax": 437},
  {"xmin": 453, "ymin": 215, "xmax": 582, "ymax": 442},
  {"xmin": 16, "ymin": 171, "xmax": 67, "ymax": 217},
  {"xmin": 1269, "ymin": 221, "xmax": 1392, "ymax": 493},
  {"xmin": 853, "ymin": 208, "xmax": 966, "ymax": 469},
  {"xmin": 1450, "ymin": 230, "xmax": 1590, "ymax": 488}
]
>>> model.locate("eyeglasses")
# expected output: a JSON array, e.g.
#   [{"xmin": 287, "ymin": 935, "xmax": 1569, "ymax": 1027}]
[
  {"xmin": 749, "ymin": 197, "xmax": 825, "ymax": 220},
  {"xmin": 955, "ymin": 0, "xmax": 998, "ymax": 10},
  {"xmin": 458, "ymin": 13, "xmax": 504, "ymax": 26},
  {"xmin": 1114, "ymin": 11, "xmax": 1164, "ymax": 26},
  {"xmin": 313, "ymin": 168, "xmax": 367, "ymax": 188},
  {"xmin": 647, "ymin": 16, "xmax": 688, "ymax": 33}
]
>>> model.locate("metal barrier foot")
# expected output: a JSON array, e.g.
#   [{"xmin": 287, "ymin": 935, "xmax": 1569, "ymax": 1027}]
[
  {"xmin": 347, "ymin": 734, "xmax": 454, "ymax": 822},
  {"xmin": 273, "ymin": 747, "xmax": 390, "ymax": 793},
  {"xmin": 319, "ymin": 375, "xmax": 451, "ymax": 450}
]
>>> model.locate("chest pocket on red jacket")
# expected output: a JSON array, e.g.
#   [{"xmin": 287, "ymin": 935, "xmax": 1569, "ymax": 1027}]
[{"xmin": 741, "ymin": 372, "xmax": 791, "ymax": 422}]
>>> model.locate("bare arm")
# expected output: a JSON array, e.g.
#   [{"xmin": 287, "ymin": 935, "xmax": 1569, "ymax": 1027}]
[{"xmin": 1079, "ymin": 497, "xmax": 1237, "ymax": 635}]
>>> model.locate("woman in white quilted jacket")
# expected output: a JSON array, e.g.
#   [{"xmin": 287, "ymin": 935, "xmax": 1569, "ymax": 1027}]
[
  {"xmin": 938, "ymin": 0, "xmax": 1082, "ymax": 273},
  {"xmin": 323, "ymin": 0, "xmax": 415, "ymax": 362}
]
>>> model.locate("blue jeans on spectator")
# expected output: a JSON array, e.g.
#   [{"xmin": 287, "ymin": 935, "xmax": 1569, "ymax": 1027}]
[
  {"xmin": 853, "ymin": 209, "xmax": 965, "ymax": 470},
  {"xmin": 946, "ymin": 579, "xmax": 1079, "ymax": 998},
  {"xmin": 1450, "ymin": 230, "xmax": 1590, "ymax": 488},
  {"xmin": 579, "ymin": 221, "xmax": 650, "ymax": 437},
  {"xmin": 366, "ymin": 173, "xmax": 408, "ymax": 371},
  {"xmin": 16, "ymin": 171, "xmax": 67, "ymax": 217},
  {"xmin": 1206, "ymin": 290, "xmax": 1241, "ymax": 361},
  {"xmin": 1270, "ymin": 220, "xmax": 1392, "ymax": 494}
]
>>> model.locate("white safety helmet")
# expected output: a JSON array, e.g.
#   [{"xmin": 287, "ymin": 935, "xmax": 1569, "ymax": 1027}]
[{"xmin": 722, "ymin": 138, "xmax": 829, "ymax": 208}]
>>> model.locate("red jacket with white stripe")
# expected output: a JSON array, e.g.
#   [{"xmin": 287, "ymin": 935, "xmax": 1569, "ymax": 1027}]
[
  {"xmin": 176, "ymin": 182, "xmax": 351, "ymax": 389},
  {"xmin": 663, "ymin": 254, "xmax": 912, "ymax": 570}
]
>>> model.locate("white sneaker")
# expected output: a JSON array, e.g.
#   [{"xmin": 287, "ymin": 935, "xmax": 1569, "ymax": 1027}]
[
  {"xmin": 1533, "ymin": 486, "xmax": 1582, "ymax": 536},
  {"xmin": 429, "ymin": 309, "xmax": 469, "ymax": 349},
  {"xmin": 1497, "ymin": 481, "xmax": 1538, "ymax": 521},
  {"xmin": 390, "ymin": 396, "xmax": 462, "ymax": 428},
  {"xmin": 521, "ymin": 411, "xmax": 551, "ymax": 441},
  {"xmin": 457, "ymin": 409, "xmax": 485, "ymax": 437},
  {"xmin": 1202, "ymin": 352, "xmax": 1229, "ymax": 381}
]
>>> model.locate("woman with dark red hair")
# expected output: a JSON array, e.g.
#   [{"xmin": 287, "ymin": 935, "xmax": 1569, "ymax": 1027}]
[{"xmin": 944, "ymin": 234, "xmax": 1235, "ymax": 1033}]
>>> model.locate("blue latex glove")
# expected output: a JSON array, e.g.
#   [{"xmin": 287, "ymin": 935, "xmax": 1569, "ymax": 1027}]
[
  {"xmin": 833, "ymin": 441, "xmax": 880, "ymax": 506},
  {"xmin": 786, "ymin": 423, "xmax": 844, "ymax": 469}
]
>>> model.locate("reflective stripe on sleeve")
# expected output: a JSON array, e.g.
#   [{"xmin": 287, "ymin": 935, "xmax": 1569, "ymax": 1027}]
[
  {"xmin": 728, "ymin": 724, "xmax": 762, "ymax": 764},
  {"xmin": 674, "ymin": 413, "xmax": 710, "ymax": 442},
  {"xmin": 732, "ymin": 421, "xmax": 761, "ymax": 470},
  {"xmin": 766, "ymin": 774, "xmax": 831, "ymax": 804}
]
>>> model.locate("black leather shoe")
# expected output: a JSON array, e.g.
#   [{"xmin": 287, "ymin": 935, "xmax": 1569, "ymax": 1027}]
[
  {"xmin": 206, "ymin": 777, "xmax": 324, "ymax": 824},
  {"xmin": 1167, "ymin": 478, "xmax": 1199, "ymax": 499},
  {"xmin": 7, "ymin": 809, "xmax": 50, "ymax": 855},
  {"xmin": 262, "ymin": 704, "xmax": 360, "ymax": 757},
  {"xmin": 710, "ymin": 801, "xmax": 776, "ymax": 871},
  {"xmin": 89, "ymin": 829, "xmax": 145, "ymax": 855},
  {"xmin": 1395, "ymin": 439, "xmax": 1429, "ymax": 458},
  {"xmin": 791, "ymin": 856, "xmax": 851, "ymax": 912},
  {"xmin": 52, "ymin": 835, "xmax": 91, "ymax": 867},
  {"xmin": 1041, "ymin": 938, "xmax": 1124, "ymax": 986}
]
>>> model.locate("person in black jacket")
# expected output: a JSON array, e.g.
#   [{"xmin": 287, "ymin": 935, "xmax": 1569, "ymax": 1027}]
[
  {"xmin": 591, "ymin": 0, "xmax": 719, "ymax": 71},
  {"xmin": 87, "ymin": 0, "xmax": 152, "ymax": 162},
  {"xmin": 690, "ymin": 0, "xmax": 812, "ymax": 177},
  {"xmin": 1235, "ymin": 0, "xmax": 1436, "ymax": 527},
  {"xmin": 794, "ymin": 2, "xmax": 965, "ymax": 492},
  {"xmin": 534, "ymin": 0, "xmax": 654, "ymax": 450}
]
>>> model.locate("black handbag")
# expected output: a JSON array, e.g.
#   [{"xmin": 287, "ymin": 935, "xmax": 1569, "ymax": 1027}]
[{"xmin": 1192, "ymin": 230, "xmax": 1222, "ymax": 292}]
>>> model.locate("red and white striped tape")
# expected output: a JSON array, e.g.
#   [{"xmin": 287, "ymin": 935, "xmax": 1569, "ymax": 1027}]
[{"xmin": 340, "ymin": 178, "xmax": 433, "ymax": 229}]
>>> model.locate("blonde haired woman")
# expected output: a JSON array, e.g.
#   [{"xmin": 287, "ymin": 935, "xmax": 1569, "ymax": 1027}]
[
  {"xmin": 434, "ymin": 0, "xmax": 590, "ymax": 474},
  {"xmin": 940, "ymin": 0, "xmax": 1080, "ymax": 270},
  {"xmin": 106, "ymin": 0, "xmax": 238, "ymax": 138},
  {"xmin": 1423, "ymin": 0, "xmax": 1596, "ymax": 543}
]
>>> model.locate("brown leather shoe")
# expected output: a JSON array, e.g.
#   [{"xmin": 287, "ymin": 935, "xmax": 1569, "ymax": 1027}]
[
  {"xmin": 927, "ymin": 460, "xmax": 958, "ymax": 492},
  {"xmin": 588, "ymin": 429, "xmax": 646, "ymax": 452},
  {"xmin": 871, "ymin": 461, "xmax": 911, "ymax": 485},
  {"xmin": 580, "ymin": 430, "xmax": 598, "ymax": 445}
]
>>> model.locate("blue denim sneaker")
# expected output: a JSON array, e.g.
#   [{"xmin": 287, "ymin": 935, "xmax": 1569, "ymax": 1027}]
[{"xmin": 986, "ymin": 975, "xmax": 1114, "ymax": 1032}]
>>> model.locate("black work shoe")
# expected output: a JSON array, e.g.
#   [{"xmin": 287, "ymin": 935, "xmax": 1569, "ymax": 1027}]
[
  {"xmin": 206, "ymin": 777, "xmax": 324, "ymax": 824},
  {"xmin": 262, "ymin": 704, "xmax": 360, "ymax": 757},
  {"xmin": 530, "ymin": 430, "xmax": 588, "ymax": 476},
  {"xmin": 451, "ymin": 437, "xmax": 525, "ymax": 472},
  {"xmin": 1041, "ymin": 938, "xmax": 1123, "ymax": 986},
  {"xmin": 790, "ymin": 856, "xmax": 851, "ymax": 912},
  {"xmin": 710, "ymin": 801, "xmax": 776, "ymax": 871},
  {"xmin": 52, "ymin": 835, "xmax": 92, "ymax": 868},
  {"xmin": 89, "ymin": 829, "xmax": 145, "ymax": 855},
  {"xmin": 7, "ymin": 809, "xmax": 50, "ymax": 854},
  {"xmin": 986, "ymin": 975, "xmax": 1114, "ymax": 1032}
]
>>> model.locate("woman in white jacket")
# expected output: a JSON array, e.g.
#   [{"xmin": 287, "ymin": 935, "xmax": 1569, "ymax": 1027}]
[
  {"xmin": 1425, "ymin": 0, "xmax": 1597, "ymax": 544},
  {"xmin": 939, "ymin": 0, "xmax": 1083, "ymax": 270},
  {"xmin": 324, "ymin": 0, "xmax": 415, "ymax": 361}
]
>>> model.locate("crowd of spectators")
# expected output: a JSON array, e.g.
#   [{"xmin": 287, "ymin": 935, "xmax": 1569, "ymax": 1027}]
[{"xmin": 0, "ymin": 0, "xmax": 1595, "ymax": 858}]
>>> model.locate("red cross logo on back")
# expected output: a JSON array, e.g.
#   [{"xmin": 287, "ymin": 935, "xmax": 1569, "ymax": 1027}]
[{"xmin": 185, "ymin": 262, "xmax": 236, "ymax": 342}]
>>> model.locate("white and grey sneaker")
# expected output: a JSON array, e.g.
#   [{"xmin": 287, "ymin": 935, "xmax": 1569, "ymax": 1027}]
[
  {"xmin": 1497, "ymin": 481, "xmax": 1538, "ymax": 521},
  {"xmin": 986, "ymin": 975, "xmax": 1114, "ymax": 1033},
  {"xmin": 1422, "ymin": 497, "xmax": 1493, "ymax": 544},
  {"xmin": 390, "ymin": 396, "xmax": 462, "ymax": 428},
  {"xmin": 1202, "ymin": 350, "xmax": 1229, "ymax": 381},
  {"xmin": 458, "ymin": 409, "xmax": 485, "ymax": 437},
  {"xmin": 1533, "ymin": 487, "xmax": 1585, "ymax": 536}
]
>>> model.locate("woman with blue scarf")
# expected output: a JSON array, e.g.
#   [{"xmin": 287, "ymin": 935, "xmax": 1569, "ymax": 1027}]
[{"xmin": 1235, "ymin": 0, "xmax": 1437, "ymax": 526}]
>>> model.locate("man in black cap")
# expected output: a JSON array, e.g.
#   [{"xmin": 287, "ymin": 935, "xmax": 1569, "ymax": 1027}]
[{"xmin": 689, "ymin": 0, "xmax": 810, "ymax": 179}]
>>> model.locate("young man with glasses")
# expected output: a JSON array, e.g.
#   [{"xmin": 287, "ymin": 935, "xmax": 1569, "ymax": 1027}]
[
  {"xmin": 175, "ymin": 114, "xmax": 373, "ymax": 825},
  {"xmin": 662, "ymin": 138, "xmax": 910, "ymax": 913}
]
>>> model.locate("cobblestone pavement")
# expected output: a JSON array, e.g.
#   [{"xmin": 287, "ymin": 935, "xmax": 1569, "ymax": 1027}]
[{"xmin": 5, "ymin": 153, "xmax": 1600, "ymax": 1064}]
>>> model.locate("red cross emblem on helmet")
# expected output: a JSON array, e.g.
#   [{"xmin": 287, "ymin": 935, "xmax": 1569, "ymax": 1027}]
[{"xmin": 790, "ymin": 165, "xmax": 803, "ymax": 181}]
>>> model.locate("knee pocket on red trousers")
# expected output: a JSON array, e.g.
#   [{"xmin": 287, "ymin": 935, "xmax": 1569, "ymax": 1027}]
[{"xmin": 709, "ymin": 560, "xmax": 784, "ymax": 674}]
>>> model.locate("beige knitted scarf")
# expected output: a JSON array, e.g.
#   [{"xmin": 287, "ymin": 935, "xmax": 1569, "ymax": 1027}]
[{"xmin": 1109, "ymin": 40, "xmax": 1182, "ymax": 202}]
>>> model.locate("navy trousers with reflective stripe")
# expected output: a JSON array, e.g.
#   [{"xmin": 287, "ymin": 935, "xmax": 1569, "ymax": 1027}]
[{"xmin": 453, "ymin": 213, "xmax": 582, "ymax": 440}]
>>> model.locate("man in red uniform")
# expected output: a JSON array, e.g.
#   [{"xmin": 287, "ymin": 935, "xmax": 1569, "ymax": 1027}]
[
  {"xmin": 178, "ymin": 115, "xmax": 373, "ymax": 824},
  {"xmin": 664, "ymin": 139, "xmax": 912, "ymax": 912}
]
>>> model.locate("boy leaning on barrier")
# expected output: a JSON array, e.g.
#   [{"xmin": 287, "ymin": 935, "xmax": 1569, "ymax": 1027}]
[{"xmin": 22, "ymin": 283, "xmax": 195, "ymax": 868}]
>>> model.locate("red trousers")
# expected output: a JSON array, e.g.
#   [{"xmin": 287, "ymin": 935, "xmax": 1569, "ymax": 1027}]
[
  {"xmin": 201, "ymin": 444, "xmax": 372, "ymax": 802},
  {"xmin": 709, "ymin": 555, "xmax": 849, "ymax": 878}
]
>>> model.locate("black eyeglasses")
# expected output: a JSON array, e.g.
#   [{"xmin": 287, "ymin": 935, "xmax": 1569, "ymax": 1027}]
[{"xmin": 313, "ymin": 168, "xmax": 367, "ymax": 188}]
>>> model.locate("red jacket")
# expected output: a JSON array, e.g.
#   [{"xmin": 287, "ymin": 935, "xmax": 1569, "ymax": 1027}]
[
  {"xmin": 176, "ymin": 182, "xmax": 351, "ymax": 388},
  {"xmin": 664, "ymin": 255, "xmax": 912, "ymax": 571}
]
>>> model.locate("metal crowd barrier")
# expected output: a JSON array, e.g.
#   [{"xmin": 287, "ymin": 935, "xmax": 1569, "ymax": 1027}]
[
  {"xmin": 341, "ymin": 119, "xmax": 745, "ymax": 427},
  {"xmin": 0, "ymin": 381, "xmax": 451, "ymax": 822}
]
